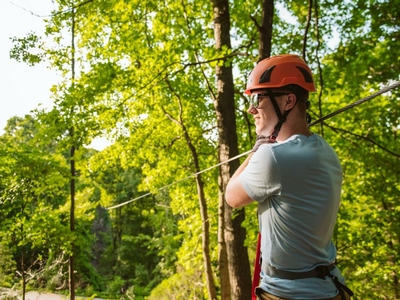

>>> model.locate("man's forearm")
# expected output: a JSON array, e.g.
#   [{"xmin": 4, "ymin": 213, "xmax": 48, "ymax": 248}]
[
  {"xmin": 230, "ymin": 152, "xmax": 254, "ymax": 180},
  {"xmin": 226, "ymin": 153, "xmax": 255, "ymax": 208}
]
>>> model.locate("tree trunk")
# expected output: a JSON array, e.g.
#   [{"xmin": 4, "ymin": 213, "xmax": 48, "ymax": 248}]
[
  {"xmin": 195, "ymin": 174, "xmax": 217, "ymax": 300},
  {"xmin": 218, "ymin": 176, "xmax": 231, "ymax": 300},
  {"xmin": 69, "ymin": 143, "xmax": 76, "ymax": 300},
  {"xmin": 211, "ymin": 0, "xmax": 252, "ymax": 299},
  {"xmin": 162, "ymin": 95, "xmax": 217, "ymax": 299},
  {"xmin": 21, "ymin": 240, "xmax": 26, "ymax": 300},
  {"xmin": 69, "ymin": 8, "xmax": 76, "ymax": 300},
  {"xmin": 258, "ymin": 0, "xmax": 274, "ymax": 60},
  {"xmin": 186, "ymin": 125, "xmax": 217, "ymax": 300}
]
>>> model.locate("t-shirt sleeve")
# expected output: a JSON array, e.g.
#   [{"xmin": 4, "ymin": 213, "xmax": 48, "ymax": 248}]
[{"xmin": 239, "ymin": 144, "xmax": 282, "ymax": 202}]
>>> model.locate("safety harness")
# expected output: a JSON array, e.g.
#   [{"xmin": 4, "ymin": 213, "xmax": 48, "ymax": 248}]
[{"xmin": 251, "ymin": 233, "xmax": 354, "ymax": 300}]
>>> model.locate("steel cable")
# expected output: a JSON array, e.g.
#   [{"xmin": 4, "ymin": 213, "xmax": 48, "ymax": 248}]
[{"xmin": 106, "ymin": 80, "xmax": 400, "ymax": 210}]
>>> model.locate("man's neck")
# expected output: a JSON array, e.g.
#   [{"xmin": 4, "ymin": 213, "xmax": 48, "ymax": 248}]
[{"xmin": 276, "ymin": 119, "xmax": 312, "ymax": 142}]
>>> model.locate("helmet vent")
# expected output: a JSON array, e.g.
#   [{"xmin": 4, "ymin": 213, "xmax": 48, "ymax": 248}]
[
  {"xmin": 259, "ymin": 65, "xmax": 276, "ymax": 84},
  {"xmin": 296, "ymin": 66, "xmax": 314, "ymax": 83}
]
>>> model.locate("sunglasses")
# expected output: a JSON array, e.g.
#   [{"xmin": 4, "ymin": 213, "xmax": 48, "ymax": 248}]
[{"xmin": 250, "ymin": 92, "xmax": 290, "ymax": 108}]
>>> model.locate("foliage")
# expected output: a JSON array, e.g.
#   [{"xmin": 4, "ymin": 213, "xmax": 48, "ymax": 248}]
[
  {"xmin": 3, "ymin": 0, "xmax": 400, "ymax": 299},
  {"xmin": 0, "ymin": 242, "xmax": 16, "ymax": 287},
  {"xmin": 148, "ymin": 268, "xmax": 207, "ymax": 300}
]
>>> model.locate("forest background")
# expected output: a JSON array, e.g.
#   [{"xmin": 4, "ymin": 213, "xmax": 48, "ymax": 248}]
[{"xmin": 0, "ymin": 0, "xmax": 399, "ymax": 299}]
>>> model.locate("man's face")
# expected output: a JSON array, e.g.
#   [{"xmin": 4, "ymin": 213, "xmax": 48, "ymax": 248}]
[{"xmin": 248, "ymin": 90, "xmax": 290, "ymax": 135}]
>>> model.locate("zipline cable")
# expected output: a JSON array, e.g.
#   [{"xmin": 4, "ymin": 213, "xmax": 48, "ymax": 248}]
[
  {"xmin": 106, "ymin": 150, "xmax": 252, "ymax": 210},
  {"xmin": 106, "ymin": 80, "xmax": 400, "ymax": 210},
  {"xmin": 309, "ymin": 81, "xmax": 400, "ymax": 126}
]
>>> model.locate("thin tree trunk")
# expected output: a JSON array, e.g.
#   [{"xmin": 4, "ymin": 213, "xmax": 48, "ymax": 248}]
[
  {"xmin": 162, "ymin": 94, "xmax": 217, "ymax": 299},
  {"xmin": 69, "ymin": 7, "xmax": 76, "ymax": 300},
  {"xmin": 195, "ymin": 175, "xmax": 217, "ymax": 300},
  {"xmin": 188, "ymin": 129, "xmax": 217, "ymax": 300},
  {"xmin": 21, "ymin": 230, "xmax": 26, "ymax": 300},
  {"xmin": 218, "ymin": 178, "xmax": 231, "ymax": 300},
  {"xmin": 69, "ymin": 143, "xmax": 76, "ymax": 300},
  {"xmin": 211, "ymin": 0, "xmax": 252, "ymax": 299}
]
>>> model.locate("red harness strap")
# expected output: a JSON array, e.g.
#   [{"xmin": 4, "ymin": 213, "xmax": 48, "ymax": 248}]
[{"xmin": 251, "ymin": 233, "xmax": 262, "ymax": 300}]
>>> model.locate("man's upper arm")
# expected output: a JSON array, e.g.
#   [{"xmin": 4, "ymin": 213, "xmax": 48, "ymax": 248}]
[
  {"xmin": 226, "ymin": 145, "xmax": 280, "ymax": 208},
  {"xmin": 225, "ymin": 174, "xmax": 254, "ymax": 208}
]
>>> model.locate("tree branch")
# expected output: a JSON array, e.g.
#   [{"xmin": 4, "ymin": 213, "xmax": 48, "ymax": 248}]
[
  {"xmin": 325, "ymin": 123, "xmax": 400, "ymax": 158},
  {"xmin": 302, "ymin": 0, "xmax": 313, "ymax": 61}
]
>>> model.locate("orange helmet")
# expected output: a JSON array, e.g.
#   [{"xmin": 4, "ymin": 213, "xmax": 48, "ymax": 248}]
[{"xmin": 244, "ymin": 54, "xmax": 316, "ymax": 95}]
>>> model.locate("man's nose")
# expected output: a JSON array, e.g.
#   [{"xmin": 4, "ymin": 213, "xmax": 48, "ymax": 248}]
[{"xmin": 248, "ymin": 105, "xmax": 257, "ymax": 114}]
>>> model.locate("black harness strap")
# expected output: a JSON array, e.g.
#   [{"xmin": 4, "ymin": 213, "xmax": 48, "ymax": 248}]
[
  {"xmin": 263, "ymin": 262, "xmax": 354, "ymax": 299},
  {"xmin": 266, "ymin": 89, "xmax": 292, "ymax": 141},
  {"xmin": 263, "ymin": 263, "xmax": 334, "ymax": 280},
  {"xmin": 328, "ymin": 274, "xmax": 354, "ymax": 299}
]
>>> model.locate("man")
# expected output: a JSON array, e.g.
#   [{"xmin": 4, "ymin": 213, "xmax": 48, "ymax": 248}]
[{"xmin": 226, "ymin": 54, "xmax": 353, "ymax": 300}]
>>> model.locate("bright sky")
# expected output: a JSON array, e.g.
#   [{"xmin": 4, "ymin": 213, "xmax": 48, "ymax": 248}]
[
  {"xmin": 0, "ymin": 1, "xmax": 110, "ymax": 149},
  {"xmin": 0, "ymin": 0, "xmax": 56, "ymax": 134}
]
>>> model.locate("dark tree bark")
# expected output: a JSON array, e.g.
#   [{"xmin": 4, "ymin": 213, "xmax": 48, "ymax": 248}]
[
  {"xmin": 211, "ymin": 0, "xmax": 252, "ymax": 299},
  {"xmin": 69, "ymin": 8, "xmax": 76, "ymax": 300},
  {"xmin": 258, "ymin": 0, "xmax": 274, "ymax": 60}
]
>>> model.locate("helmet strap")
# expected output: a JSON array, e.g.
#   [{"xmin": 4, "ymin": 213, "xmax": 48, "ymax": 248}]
[{"xmin": 266, "ymin": 89, "xmax": 292, "ymax": 142}]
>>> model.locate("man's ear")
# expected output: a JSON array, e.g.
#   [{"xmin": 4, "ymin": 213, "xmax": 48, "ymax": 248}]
[{"xmin": 284, "ymin": 93, "xmax": 297, "ymax": 110}]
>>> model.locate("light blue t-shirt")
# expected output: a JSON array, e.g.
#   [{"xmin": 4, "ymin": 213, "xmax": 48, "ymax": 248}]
[{"xmin": 240, "ymin": 134, "xmax": 346, "ymax": 299}]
